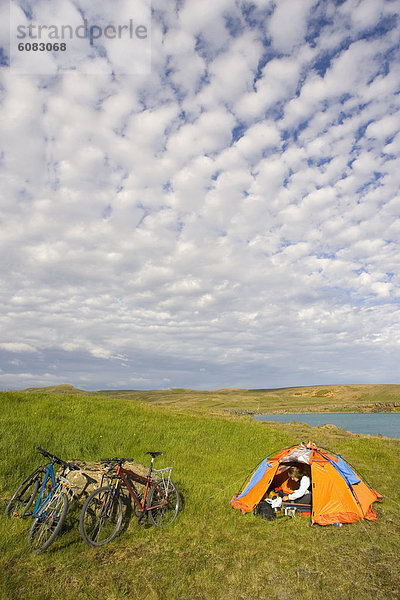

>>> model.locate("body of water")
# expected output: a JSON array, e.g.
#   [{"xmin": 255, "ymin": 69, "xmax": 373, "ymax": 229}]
[{"xmin": 254, "ymin": 412, "xmax": 400, "ymax": 439}]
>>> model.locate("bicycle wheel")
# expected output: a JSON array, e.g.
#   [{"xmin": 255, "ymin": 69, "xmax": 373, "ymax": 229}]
[
  {"xmin": 147, "ymin": 479, "xmax": 180, "ymax": 527},
  {"xmin": 28, "ymin": 491, "xmax": 68, "ymax": 552},
  {"xmin": 5, "ymin": 474, "xmax": 41, "ymax": 518},
  {"xmin": 79, "ymin": 486, "xmax": 123, "ymax": 547}
]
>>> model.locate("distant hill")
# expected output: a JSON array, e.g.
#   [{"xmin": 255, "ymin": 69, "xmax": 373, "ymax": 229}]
[
  {"xmin": 21, "ymin": 383, "xmax": 400, "ymax": 414},
  {"xmin": 23, "ymin": 384, "xmax": 86, "ymax": 395}
]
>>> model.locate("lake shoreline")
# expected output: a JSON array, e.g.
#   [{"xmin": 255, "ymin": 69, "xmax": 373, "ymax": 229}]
[
  {"xmin": 253, "ymin": 412, "xmax": 400, "ymax": 440},
  {"xmin": 260, "ymin": 420, "xmax": 400, "ymax": 442},
  {"xmin": 229, "ymin": 404, "xmax": 400, "ymax": 417}
]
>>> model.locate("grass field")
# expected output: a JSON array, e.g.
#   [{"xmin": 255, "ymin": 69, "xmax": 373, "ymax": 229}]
[{"xmin": 0, "ymin": 388, "xmax": 399, "ymax": 600}]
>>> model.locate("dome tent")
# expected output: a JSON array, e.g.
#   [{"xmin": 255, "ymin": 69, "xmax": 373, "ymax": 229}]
[{"xmin": 230, "ymin": 440, "xmax": 382, "ymax": 526}]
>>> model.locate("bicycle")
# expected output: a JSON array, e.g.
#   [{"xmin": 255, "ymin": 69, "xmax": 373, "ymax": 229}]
[
  {"xmin": 5, "ymin": 447, "xmax": 80, "ymax": 552},
  {"xmin": 5, "ymin": 447, "xmax": 79, "ymax": 520},
  {"xmin": 79, "ymin": 451, "xmax": 180, "ymax": 547}
]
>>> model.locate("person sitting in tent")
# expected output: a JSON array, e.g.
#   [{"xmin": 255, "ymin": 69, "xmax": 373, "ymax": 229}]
[{"xmin": 281, "ymin": 465, "xmax": 311, "ymax": 504}]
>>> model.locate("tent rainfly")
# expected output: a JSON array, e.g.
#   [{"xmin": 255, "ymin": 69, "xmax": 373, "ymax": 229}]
[{"xmin": 230, "ymin": 440, "xmax": 382, "ymax": 526}]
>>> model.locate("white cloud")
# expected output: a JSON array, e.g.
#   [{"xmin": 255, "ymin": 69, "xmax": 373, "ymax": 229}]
[
  {"xmin": 0, "ymin": 343, "xmax": 37, "ymax": 353},
  {"xmin": 366, "ymin": 114, "xmax": 400, "ymax": 140},
  {"xmin": 268, "ymin": 0, "xmax": 315, "ymax": 54},
  {"xmin": 166, "ymin": 109, "xmax": 235, "ymax": 161},
  {"xmin": 340, "ymin": 0, "xmax": 391, "ymax": 32},
  {"xmin": 0, "ymin": 0, "xmax": 399, "ymax": 390},
  {"xmin": 235, "ymin": 49, "xmax": 313, "ymax": 122}
]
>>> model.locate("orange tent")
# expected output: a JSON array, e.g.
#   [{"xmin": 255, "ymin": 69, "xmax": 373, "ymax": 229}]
[{"xmin": 231, "ymin": 441, "xmax": 382, "ymax": 526}]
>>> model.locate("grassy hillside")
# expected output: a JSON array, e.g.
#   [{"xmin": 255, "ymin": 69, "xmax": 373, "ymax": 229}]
[
  {"xmin": 22, "ymin": 383, "xmax": 400, "ymax": 414},
  {"xmin": 0, "ymin": 389, "xmax": 399, "ymax": 600}
]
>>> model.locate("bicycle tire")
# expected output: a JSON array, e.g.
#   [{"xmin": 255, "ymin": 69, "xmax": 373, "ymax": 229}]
[
  {"xmin": 5, "ymin": 474, "xmax": 41, "ymax": 518},
  {"xmin": 79, "ymin": 486, "xmax": 123, "ymax": 547},
  {"xmin": 28, "ymin": 491, "xmax": 68, "ymax": 552},
  {"xmin": 147, "ymin": 479, "xmax": 180, "ymax": 527}
]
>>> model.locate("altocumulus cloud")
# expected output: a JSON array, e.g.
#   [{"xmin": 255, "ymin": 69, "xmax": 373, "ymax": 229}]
[{"xmin": 0, "ymin": 0, "xmax": 400, "ymax": 390}]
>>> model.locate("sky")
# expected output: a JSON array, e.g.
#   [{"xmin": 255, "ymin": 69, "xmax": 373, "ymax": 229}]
[{"xmin": 0, "ymin": 0, "xmax": 399, "ymax": 391}]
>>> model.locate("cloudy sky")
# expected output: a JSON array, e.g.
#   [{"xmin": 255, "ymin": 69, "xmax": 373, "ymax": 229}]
[{"xmin": 0, "ymin": 0, "xmax": 399, "ymax": 391}]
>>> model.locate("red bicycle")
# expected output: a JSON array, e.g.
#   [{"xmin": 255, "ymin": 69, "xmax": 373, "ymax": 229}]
[{"xmin": 79, "ymin": 451, "xmax": 180, "ymax": 546}]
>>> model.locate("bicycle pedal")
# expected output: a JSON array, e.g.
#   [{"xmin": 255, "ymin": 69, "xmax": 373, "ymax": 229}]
[{"xmin": 137, "ymin": 513, "xmax": 147, "ymax": 526}]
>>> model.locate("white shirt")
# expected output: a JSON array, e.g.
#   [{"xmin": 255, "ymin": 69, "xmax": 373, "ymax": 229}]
[{"xmin": 287, "ymin": 475, "xmax": 311, "ymax": 501}]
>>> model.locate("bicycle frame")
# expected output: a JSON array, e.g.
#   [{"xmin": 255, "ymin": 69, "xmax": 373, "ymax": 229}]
[
  {"xmin": 31, "ymin": 462, "xmax": 58, "ymax": 517},
  {"xmin": 102, "ymin": 459, "xmax": 169, "ymax": 514},
  {"xmin": 116, "ymin": 465, "xmax": 167, "ymax": 512},
  {"xmin": 58, "ymin": 475, "xmax": 80, "ymax": 501}
]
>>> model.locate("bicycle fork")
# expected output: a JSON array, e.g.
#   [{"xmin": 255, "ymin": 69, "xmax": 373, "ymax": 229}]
[
  {"xmin": 104, "ymin": 485, "xmax": 120, "ymax": 517},
  {"xmin": 133, "ymin": 482, "xmax": 147, "ymax": 526}
]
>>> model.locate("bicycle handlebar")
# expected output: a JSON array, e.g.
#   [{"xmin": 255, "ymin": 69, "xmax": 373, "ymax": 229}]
[
  {"xmin": 101, "ymin": 457, "xmax": 134, "ymax": 464},
  {"xmin": 101, "ymin": 453, "xmax": 162, "ymax": 465},
  {"xmin": 36, "ymin": 447, "xmax": 80, "ymax": 471}
]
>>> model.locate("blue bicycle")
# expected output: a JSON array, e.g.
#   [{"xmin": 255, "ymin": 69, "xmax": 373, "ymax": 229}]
[{"xmin": 5, "ymin": 447, "xmax": 80, "ymax": 552}]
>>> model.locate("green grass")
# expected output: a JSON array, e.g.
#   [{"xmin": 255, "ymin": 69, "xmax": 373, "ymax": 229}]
[{"xmin": 0, "ymin": 390, "xmax": 399, "ymax": 600}]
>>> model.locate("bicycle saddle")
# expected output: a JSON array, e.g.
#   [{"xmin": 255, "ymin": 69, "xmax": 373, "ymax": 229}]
[{"xmin": 146, "ymin": 451, "xmax": 162, "ymax": 458}]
